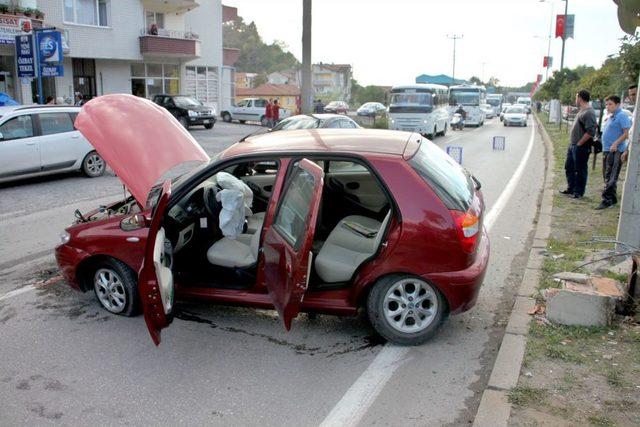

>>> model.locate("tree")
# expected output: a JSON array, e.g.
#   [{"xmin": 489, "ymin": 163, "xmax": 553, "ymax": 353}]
[
  {"xmin": 349, "ymin": 79, "xmax": 387, "ymax": 107},
  {"xmin": 469, "ymin": 76, "xmax": 483, "ymax": 85},
  {"xmin": 618, "ymin": 35, "xmax": 640, "ymax": 85}
]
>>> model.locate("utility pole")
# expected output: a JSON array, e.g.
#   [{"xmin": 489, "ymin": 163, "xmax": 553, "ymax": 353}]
[
  {"xmin": 559, "ymin": 0, "xmax": 568, "ymax": 70},
  {"xmin": 300, "ymin": 0, "xmax": 312, "ymax": 114},
  {"xmin": 481, "ymin": 62, "xmax": 486, "ymax": 83},
  {"xmin": 447, "ymin": 34, "xmax": 463, "ymax": 85}
]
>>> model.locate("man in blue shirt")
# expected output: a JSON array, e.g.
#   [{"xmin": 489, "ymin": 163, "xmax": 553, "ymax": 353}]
[{"xmin": 596, "ymin": 95, "xmax": 631, "ymax": 210}]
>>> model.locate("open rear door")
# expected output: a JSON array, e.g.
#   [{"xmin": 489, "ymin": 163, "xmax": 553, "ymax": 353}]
[
  {"xmin": 261, "ymin": 159, "xmax": 324, "ymax": 330},
  {"xmin": 138, "ymin": 180, "xmax": 174, "ymax": 345}
]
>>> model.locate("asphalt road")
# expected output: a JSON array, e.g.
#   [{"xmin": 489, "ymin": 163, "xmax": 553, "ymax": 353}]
[{"xmin": 0, "ymin": 117, "xmax": 545, "ymax": 426}]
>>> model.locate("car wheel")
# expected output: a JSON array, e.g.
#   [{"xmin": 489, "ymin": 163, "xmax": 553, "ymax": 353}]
[
  {"xmin": 504, "ymin": 122, "xmax": 508, "ymax": 127},
  {"xmin": 82, "ymin": 151, "xmax": 105, "ymax": 178},
  {"xmin": 239, "ymin": 120, "xmax": 246, "ymax": 124},
  {"xmin": 92, "ymin": 258, "xmax": 140, "ymax": 317},
  {"xmin": 367, "ymin": 275, "xmax": 447, "ymax": 345},
  {"xmin": 222, "ymin": 112, "xmax": 231, "ymax": 123},
  {"xmin": 178, "ymin": 116, "xmax": 189, "ymax": 129},
  {"xmin": 204, "ymin": 123, "xmax": 214, "ymax": 129},
  {"xmin": 260, "ymin": 115, "xmax": 269, "ymax": 127},
  {"xmin": 524, "ymin": 122, "xmax": 527, "ymax": 127},
  {"xmin": 441, "ymin": 123, "xmax": 447, "ymax": 136}
]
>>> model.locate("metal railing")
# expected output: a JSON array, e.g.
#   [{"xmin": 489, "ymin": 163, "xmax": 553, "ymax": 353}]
[{"xmin": 140, "ymin": 28, "xmax": 200, "ymax": 40}]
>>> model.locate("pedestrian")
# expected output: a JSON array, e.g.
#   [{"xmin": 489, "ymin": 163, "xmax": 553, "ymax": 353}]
[
  {"xmin": 74, "ymin": 92, "xmax": 84, "ymax": 106},
  {"xmin": 560, "ymin": 89, "xmax": 597, "ymax": 199},
  {"xmin": 272, "ymin": 99, "xmax": 280, "ymax": 126},
  {"xmin": 265, "ymin": 98, "xmax": 273, "ymax": 127},
  {"xmin": 595, "ymin": 95, "xmax": 631, "ymax": 210},
  {"xmin": 622, "ymin": 84, "xmax": 636, "ymax": 164},
  {"xmin": 45, "ymin": 96, "xmax": 54, "ymax": 105}
]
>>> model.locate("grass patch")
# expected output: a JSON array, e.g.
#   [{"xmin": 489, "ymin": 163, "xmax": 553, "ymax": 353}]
[
  {"xmin": 587, "ymin": 414, "xmax": 614, "ymax": 427},
  {"xmin": 606, "ymin": 368, "xmax": 630, "ymax": 388},
  {"xmin": 508, "ymin": 385, "xmax": 547, "ymax": 407}
]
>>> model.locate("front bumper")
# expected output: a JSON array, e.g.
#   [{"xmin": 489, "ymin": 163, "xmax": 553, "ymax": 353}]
[
  {"xmin": 505, "ymin": 118, "xmax": 525, "ymax": 125},
  {"xmin": 55, "ymin": 243, "xmax": 91, "ymax": 291},
  {"xmin": 423, "ymin": 229, "xmax": 490, "ymax": 314},
  {"xmin": 188, "ymin": 116, "xmax": 217, "ymax": 125}
]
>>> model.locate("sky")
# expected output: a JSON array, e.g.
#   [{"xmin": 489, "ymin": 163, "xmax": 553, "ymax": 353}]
[{"xmin": 224, "ymin": 0, "xmax": 630, "ymax": 87}]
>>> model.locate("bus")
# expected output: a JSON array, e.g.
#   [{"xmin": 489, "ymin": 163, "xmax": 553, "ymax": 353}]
[
  {"xmin": 486, "ymin": 94, "xmax": 503, "ymax": 116},
  {"xmin": 387, "ymin": 84, "xmax": 450, "ymax": 138},
  {"xmin": 449, "ymin": 84, "xmax": 487, "ymax": 126}
]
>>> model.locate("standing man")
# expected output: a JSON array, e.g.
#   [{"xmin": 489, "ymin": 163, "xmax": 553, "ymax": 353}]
[
  {"xmin": 596, "ymin": 95, "xmax": 631, "ymax": 210},
  {"xmin": 265, "ymin": 98, "xmax": 273, "ymax": 127},
  {"xmin": 272, "ymin": 99, "xmax": 280, "ymax": 126},
  {"xmin": 560, "ymin": 90, "xmax": 597, "ymax": 199},
  {"xmin": 622, "ymin": 84, "xmax": 636, "ymax": 163},
  {"xmin": 74, "ymin": 92, "xmax": 85, "ymax": 106}
]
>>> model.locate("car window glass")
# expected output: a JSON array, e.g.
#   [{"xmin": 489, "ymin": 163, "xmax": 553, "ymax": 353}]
[
  {"xmin": 0, "ymin": 115, "xmax": 34, "ymax": 140},
  {"xmin": 328, "ymin": 160, "xmax": 367, "ymax": 172},
  {"xmin": 39, "ymin": 113, "xmax": 75, "ymax": 136},
  {"xmin": 343, "ymin": 119, "xmax": 357, "ymax": 128},
  {"xmin": 69, "ymin": 112, "xmax": 79, "ymax": 130},
  {"xmin": 254, "ymin": 100, "xmax": 266, "ymax": 108},
  {"xmin": 237, "ymin": 100, "xmax": 248, "ymax": 107},
  {"xmin": 273, "ymin": 166, "xmax": 316, "ymax": 248}
]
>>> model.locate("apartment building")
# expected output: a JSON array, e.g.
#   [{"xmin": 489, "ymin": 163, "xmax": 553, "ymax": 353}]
[{"xmin": 312, "ymin": 63, "xmax": 351, "ymax": 102}]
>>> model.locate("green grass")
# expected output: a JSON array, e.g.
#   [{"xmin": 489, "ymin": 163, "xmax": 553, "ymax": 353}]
[
  {"xmin": 508, "ymin": 385, "xmax": 547, "ymax": 407},
  {"xmin": 587, "ymin": 414, "xmax": 614, "ymax": 427}
]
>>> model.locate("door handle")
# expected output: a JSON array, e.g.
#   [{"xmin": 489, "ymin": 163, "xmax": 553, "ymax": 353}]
[
  {"xmin": 26, "ymin": 141, "xmax": 36, "ymax": 145},
  {"xmin": 71, "ymin": 135, "xmax": 81, "ymax": 139}
]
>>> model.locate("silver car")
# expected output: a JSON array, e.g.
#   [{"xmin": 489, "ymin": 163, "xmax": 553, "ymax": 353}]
[{"xmin": 0, "ymin": 105, "xmax": 105, "ymax": 184}]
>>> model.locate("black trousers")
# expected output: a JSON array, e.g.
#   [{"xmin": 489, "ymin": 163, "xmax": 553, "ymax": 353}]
[
  {"xmin": 601, "ymin": 151, "xmax": 623, "ymax": 205},
  {"xmin": 565, "ymin": 144, "xmax": 590, "ymax": 197}
]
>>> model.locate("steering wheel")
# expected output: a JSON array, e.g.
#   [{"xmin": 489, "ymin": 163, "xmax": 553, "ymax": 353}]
[{"xmin": 203, "ymin": 184, "xmax": 221, "ymax": 218}]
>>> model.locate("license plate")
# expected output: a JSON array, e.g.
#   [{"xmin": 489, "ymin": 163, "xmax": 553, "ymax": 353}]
[{"xmin": 203, "ymin": 120, "xmax": 210, "ymax": 124}]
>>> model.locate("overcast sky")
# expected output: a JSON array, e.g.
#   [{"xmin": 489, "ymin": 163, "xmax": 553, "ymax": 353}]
[{"xmin": 224, "ymin": 0, "xmax": 629, "ymax": 87}]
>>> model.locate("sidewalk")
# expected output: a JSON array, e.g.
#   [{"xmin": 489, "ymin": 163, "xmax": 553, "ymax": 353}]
[{"xmin": 474, "ymin": 113, "xmax": 640, "ymax": 426}]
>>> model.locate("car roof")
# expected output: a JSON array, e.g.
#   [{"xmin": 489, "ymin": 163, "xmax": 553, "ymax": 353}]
[
  {"xmin": 221, "ymin": 128, "xmax": 416, "ymax": 159},
  {"xmin": 284, "ymin": 113, "xmax": 348, "ymax": 120},
  {"xmin": 0, "ymin": 105, "xmax": 80, "ymax": 115}
]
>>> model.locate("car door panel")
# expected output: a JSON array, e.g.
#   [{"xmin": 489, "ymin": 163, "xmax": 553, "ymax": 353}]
[
  {"xmin": 241, "ymin": 174, "xmax": 277, "ymax": 198},
  {"xmin": 37, "ymin": 112, "xmax": 87, "ymax": 171},
  {"xmin": 138, "ymin": 181, "xmax": 174, "ymax": 345},
  {"xmin": 260, "ymin": 159, "xmax": 324, "ymax": 330},
  {"xmin": 0, "ymin": 114, "xmax": 40, "ymax": 178}
]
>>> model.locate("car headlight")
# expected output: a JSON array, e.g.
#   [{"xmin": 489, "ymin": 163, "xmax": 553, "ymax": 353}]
[
  {"xmin": 59, "ymin": 231, "xmax": 70, "ymax": 244},
  {"xmin": 423, "ymin": 120, "xmax": 428, "ymax": 124},
  {"xmin": 188, "ymin": 110, "xmax": 198, "ymax": 117}
]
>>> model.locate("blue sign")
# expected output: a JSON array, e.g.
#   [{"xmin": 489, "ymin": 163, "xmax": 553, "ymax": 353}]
[
  {"xmin": 446, "ymin": 146, "xmax": 463, "ymax": 164},
  {"xmin": 40, "ymin": 64, "xmax": 64, "ymax": 77},
  {"xmin": 15, "ymin": 34, "xmax": 35, "ymax": 78},
  {"xmin": 36, "ymin": 31, "xmax": 63, "ymax": 63}
]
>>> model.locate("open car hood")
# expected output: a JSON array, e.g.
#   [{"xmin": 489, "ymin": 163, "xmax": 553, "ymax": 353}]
[{"xmin": 76, "ymin": 94, "xmax": 210, "ymax": 206}]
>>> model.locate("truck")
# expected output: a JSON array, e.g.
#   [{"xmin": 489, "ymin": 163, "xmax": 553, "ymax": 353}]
[{"xmin": 220, "ymin": 98, "xmax": 291, "ymax": 126}]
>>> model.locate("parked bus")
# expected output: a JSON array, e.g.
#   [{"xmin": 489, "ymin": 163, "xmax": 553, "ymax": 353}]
[
  {"xmin": 388, "ymin": 84, "xmax": 450, "ymax": 138},
  {"xmin": 486, "ymin": 94, "xmax": 503, "ymax": 117},
  {"xmin": 449, "ymin": 84, "xmax": 487, "ymax": 126}
]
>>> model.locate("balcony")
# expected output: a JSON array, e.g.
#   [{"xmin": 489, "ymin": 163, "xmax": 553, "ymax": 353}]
[
  {"xmin": 139, "ymin": 29, "xmax": 201, "ymax": 59},
  {"xmin": 141, "ymin": 0, "xmax": 199, "ymax": 13}
]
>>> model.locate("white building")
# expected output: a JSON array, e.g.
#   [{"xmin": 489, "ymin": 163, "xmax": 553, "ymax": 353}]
[
  {"xmin": 0, "ymin": 0, "xmax": 227, "ymax": 110},
  {"xmin": 312, "ymin": 63, "xmax": 351, "ymax": 102}
]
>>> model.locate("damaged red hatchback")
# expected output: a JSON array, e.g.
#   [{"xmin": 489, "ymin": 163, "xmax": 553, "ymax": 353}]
[{"xmin": 55, "ymin": 94, "xmax": 489, "ymax": 346}]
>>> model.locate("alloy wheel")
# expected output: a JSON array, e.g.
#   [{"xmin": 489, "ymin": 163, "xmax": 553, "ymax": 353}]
[
  {"xmin": 94, "ymin": 268, "xmax": 127, "ymax": 313},
  {"xmin": 86, "ymin": 154, "xmax": 105, "ymax": 176},
  {"xmin": 383, "ymin": 278, "xmax": 438, "ymax": 333}
]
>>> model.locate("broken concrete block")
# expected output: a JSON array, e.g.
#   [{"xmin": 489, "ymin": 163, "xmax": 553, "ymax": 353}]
[
  {"xmin": 553, "ymin": 271, "xmax": 589, "ymax": 284},
  {"xmin": 589, "ymin": 277, "xmax": 624, "ymax": 298},
  {"xmin": 547, "ymin": 288, "xmax": 615, "ymax": 327}
]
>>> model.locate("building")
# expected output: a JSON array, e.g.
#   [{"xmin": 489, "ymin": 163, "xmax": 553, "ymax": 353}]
[
  {"xmin": 236, "ymin": 83, "xmax": 299, "ymax": 113},
  {"xmin": 267, "ymin": 68, "xmax": 299, "ymax": 86},
  {"xmin": 235, "ymin": 72, "xmax": 258, "ymax": 89},
  {"xmin": 415, "ymin": 74, "xmax": 467, "ymax": 86},
  {"xmin": 0, "ymin": 1, "xmax": 228, "ymax": 110},
  {"xmin": 313, "ymin": 63, "xmax": 351, "ymax": 102}
]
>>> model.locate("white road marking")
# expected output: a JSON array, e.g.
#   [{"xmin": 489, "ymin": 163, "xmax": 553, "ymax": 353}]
[
  {"xmin": 0, "ymin": 285, "xmax": 36, "ymax": 302},
  {"xmin": 318, "ymin": 123, "xmax": 536, "ymax": 427}
]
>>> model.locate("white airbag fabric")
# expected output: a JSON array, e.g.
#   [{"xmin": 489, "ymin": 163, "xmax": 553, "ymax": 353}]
[
  {"xmin": 215, "ymin": 171, "xmax": 253, "ymax": 215},
  {"xmin": 216, "ymin": 189, "xmax": 245, "ymax": 239}
]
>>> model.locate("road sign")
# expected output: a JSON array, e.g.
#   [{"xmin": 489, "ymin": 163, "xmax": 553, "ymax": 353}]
[
  {"xmin": 37, "ymin": 30, "xmax": 63, "ymax": 63},
  {"xmin": 40, "ymin": 64, "xmax": 63, "ymax": 77},
  {"xmin": 446, "ymin": 146, "xmax": 463, "ymax": 164},
  {"xmin": 493, "ymin": 136, "xmax": 506, "ymax": 150},
  {"xmin": 15, "ymin": 34, "xmax": 35, "ymax": 78}
]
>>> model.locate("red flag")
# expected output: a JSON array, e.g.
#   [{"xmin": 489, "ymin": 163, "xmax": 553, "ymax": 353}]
[
  {"xmin": 536, "ymin": 74, "xmax": 542, "ymax": 84},
  {"xmin": 543, "ymin": 56, "xmax": 548, "ymax": 68},
  {"xmin": 555, "ymin": 14, "xmax": 566, "ymax": 38}
]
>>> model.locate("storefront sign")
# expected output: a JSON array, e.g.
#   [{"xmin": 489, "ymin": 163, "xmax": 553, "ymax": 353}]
[
  {"xmin": 0, "ymin": 15, "xmax": 32, "ymax": 44},
  {"xmin": 15, "ymin": 34, "xmax": 35, "ymax": 78},
  {"xmin": 37, "ymin": 30, "xmax": 63, "ymax": 63},
  {"xmin": 40, "ymin": 64, "xmax": 63, "ymax": 77}
]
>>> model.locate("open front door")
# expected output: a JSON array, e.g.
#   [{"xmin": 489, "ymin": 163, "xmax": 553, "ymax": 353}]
[
  {"xmin": 139, "ymin": 180, "xmax": 174, "ymax": 346},
  {"xmin": 261, "ymin": 159, "xmax": 324, "ymax": 330}
]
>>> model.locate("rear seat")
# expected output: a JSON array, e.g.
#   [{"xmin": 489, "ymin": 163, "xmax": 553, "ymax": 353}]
[{"xmin": 315, "ymin": 211, "xmax": 391, "ymax": 283}]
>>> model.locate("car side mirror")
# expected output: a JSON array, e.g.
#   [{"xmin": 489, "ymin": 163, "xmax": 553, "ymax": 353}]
[{"xmin": 121, "ymin": 213, "xmax": 150, "ymax": 231}]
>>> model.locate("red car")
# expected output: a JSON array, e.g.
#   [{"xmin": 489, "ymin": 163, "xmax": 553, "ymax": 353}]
[
  {"xmin": 324, "ymin": 101, "xmax": 349, "ymax": 115},
  {"xmin": 55, "ymin": 94, "xmax": 489, "ymax": 346}
]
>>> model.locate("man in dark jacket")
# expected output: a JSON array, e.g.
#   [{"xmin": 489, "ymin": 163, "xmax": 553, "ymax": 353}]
[{"xmin": 560, "ymin": 89, "xmax": 597, "ymax": 199}]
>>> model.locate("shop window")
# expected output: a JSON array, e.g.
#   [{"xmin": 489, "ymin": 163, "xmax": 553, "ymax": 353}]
[{"xmin": 130, "ymin": 64, "xmax": 180, "ymax": 98}]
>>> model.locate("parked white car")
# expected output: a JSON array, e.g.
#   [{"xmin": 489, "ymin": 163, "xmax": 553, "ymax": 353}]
[
  {"xmin": 0, "ymin": 105, "xmax": 105, "ymax": 184},
  {"xmin": 503, "ymin": 106, "xmax": 528, "ymax": 127},
  {"xmin": 220, "ymin": 98, "xmax": 291, "ymax": 126}
]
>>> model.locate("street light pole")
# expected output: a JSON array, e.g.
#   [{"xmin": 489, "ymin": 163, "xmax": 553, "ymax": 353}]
[
  {"xmin": 447, "ymin": 34, "xmax": 463, "ymax": 85},
  {"xmin": 301, "ymin": 0, "xmax": 312, "ymax": 114},
  {"xmin": 560, "ymin": 0, "xmax": 568, "ymax": 70}
]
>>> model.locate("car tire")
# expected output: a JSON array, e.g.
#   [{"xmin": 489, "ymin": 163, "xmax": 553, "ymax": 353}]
[
  {"xmin": 239, "ymin": 120, "xmax": 246, "ymax": 124},
  {"xmin": 92, "ymin": 258, "xmax": 141, "ymax": 317},
  {"xmin": 524, "ymin": 122, "xmax": 527, "ymax": 127},
  {"xmin": 367, "ymin": 274, "xmax": 448, "ymax": 345},
  {"xmin": 178, "ymin": 116, "xmax": 189, "ymax": 129},
  {"xmin": 82, "ymin": 151, "xmax": 105, "ymax": 178},
  {"xmin": 504, "ymin": 122, "xmax": 508, "ymax": 127},
  {"xmin": 441, "ymin": 123, "xmax": 447, "ymax": 136},
  {"xmin": 204, "ymin": 123, "xmax": 214, "ymax": 129},
  {"xmin": 222, "ymin": 112, "xmax": 231, "ymax": 123}
]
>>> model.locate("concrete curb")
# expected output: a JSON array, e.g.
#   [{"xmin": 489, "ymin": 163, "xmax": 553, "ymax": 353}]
[{"xmin": 473, "ymin": 113, "xmax": 555, "ymax": 427}]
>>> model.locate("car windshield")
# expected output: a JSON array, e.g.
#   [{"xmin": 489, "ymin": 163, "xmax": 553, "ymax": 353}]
[
  {"xmin": 173, "ymin": 96, "xmax": 202, "ymax": 107},
  {"xmin": 272, "ymin": 116, "xmax": 320, "ymax": 130},
  {"xmin": 408, "ymin": 139, "xmax": 474, "ymax": 211},
  {"xmin": 506, "ymin": 107, "xmax": 525, "ymax": 114},
  {"xmin": 449, "ymin": 91, "xmax": 481, "ymax": 106},
  {"xmin": 486, "ymin": 98, "xmax": 501, "ymax": 106},
  {"xmin": 390, "ymin": 93, "xmax": 432, "ymax": 106}
]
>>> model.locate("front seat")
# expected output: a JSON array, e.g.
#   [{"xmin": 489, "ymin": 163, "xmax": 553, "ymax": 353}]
[
  {"xmin": 315, "ymin": 211, "xmax": 391, "ymax": 283},
  {"xmin": 207, "ymin": 230, "xmax": 260, "ymax": 268}
]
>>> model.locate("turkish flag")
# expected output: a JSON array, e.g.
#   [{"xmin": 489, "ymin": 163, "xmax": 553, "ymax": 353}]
[
  {"xmin": 543, "ymin": 56, "xmax": 549, "ymax": 67},
  {"xmin": 555, "ymin": 14, "xmax": 566, "ymax": 38}
]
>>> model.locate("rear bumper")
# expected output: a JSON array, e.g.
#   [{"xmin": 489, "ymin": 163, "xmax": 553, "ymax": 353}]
[
  {"xmin": 55, "ymin": 243, "xmax": 90, "ymax": 291},
  {"xmin": 423, "ymin": 229, "xmax": 490, "ymax": 314}
]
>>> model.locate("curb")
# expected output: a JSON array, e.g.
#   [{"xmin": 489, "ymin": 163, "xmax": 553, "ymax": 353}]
[{"xmin": 473, "ymin": 113, "xmax": 555, "ymax": 427}]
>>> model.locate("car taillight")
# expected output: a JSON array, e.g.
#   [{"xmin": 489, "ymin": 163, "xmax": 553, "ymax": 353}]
[{"xmin": 451, "ymin": 210, "xmax": 480, "ymax": 254}]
